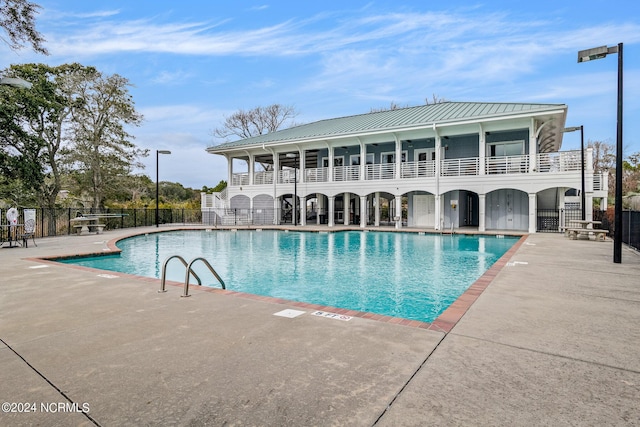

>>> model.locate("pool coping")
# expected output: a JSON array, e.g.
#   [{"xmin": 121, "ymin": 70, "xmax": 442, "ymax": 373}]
[{"xmin": 31, "ymin": 227, "xmax": 526, "ymax": 333}]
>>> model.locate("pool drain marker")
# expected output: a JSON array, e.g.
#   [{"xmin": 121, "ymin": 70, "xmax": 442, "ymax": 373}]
[{"xmin": 274, "ymin": 309, "xmax": 305, "ymax": 318}]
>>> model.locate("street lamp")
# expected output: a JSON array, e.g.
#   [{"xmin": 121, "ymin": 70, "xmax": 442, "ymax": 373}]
[
  {"xmin": 286, "ymin": 152, "xmax": 298, "ymax": 225},
  {"xmin": 578, "ymin": 43, "xmax": 623, "ymax": 263},
  {"xmin": 156, "ymin": 150, "xmax": 171, "ymax": 227},
  {"xmin": 563, "ymin": 126, "xmax": 586, "ymax": 221},
  {"xmin": 0, "ymin": 77, "xmax": 32, "ymax": 89}
]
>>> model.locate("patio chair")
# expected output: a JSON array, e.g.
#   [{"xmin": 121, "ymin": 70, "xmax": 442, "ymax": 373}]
[
  {"xmin": 18, "ymin": 219, "xmax": 37, "ymax": 247},
  {"xmin": 19, "ymin": 210, "xmax": 37, "ymax": 247}
]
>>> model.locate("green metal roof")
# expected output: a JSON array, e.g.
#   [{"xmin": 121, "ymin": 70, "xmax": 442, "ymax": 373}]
[{"xmin": 207, "ymin": 101, "xmax": 566, "ymax": 152}]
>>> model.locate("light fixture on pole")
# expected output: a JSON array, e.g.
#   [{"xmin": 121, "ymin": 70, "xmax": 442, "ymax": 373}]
[
  {"xmin": 156, "ymin": 150, "xmax": 171, "ymax": 227},
  {"xmin": 578, "ymin": 43, "xmax": 623, "ymax": 263},
  {"xmin": 563, "ymin": 126, "xmax": 585, "ymax": 221},
  {"xmin": 0, "ymin": 77, "xmax": 32, "ymax": 89},
  {"xmin": 285, "ymin": 152, "xmax": 298, "ymax": 226}
]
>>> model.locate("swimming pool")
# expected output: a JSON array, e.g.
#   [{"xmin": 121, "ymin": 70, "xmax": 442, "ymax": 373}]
[{"xmin": 59, "ymin": 230, "xmax": 518, "ymax": 323}]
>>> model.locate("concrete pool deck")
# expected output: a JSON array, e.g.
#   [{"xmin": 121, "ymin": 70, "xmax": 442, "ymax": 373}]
[{"xmin": 0, "ymin": 226, "xmax": 639, "ymax": 426}]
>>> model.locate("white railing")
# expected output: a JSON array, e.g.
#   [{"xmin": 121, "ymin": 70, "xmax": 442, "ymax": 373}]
[
  {"xmin": 536, "ymin": 151, "xmax": 581, "ymax": 173},
  {"xmin": 277, "ymin": 169, "xmax": 299, "ymax": 184},
  {"xmin": 229, "ymin": 150, "xmax": 589, "ymax": 187},
  {"xmin": 441, "ymin": 157, "xmax": 480, "ymax": 176},
  {"xmin": 401, "ymin": 160, "xmax": 435, "ymax": 178},
  {"xmin": 365, "ymin": 163, "xmax": 395, "ymax": 180},
  {"xmin": 334, "ymin": 165, "xmax": 360, "ymax": 181},
  {"xmin": 305, "ymin": 167, "xmax": 328, "ymax": 183},
  {"xmin": 593, "ymin": 172, "xmax": 608, "ymax": 192},
  {"xmin": 231, "ymin": 173, "xmax": 249, "ymax": 186},
  {"xmin": 485, "ymin": 155, "xmax": 530, "ymax": 174},
  {"xmin": 254, "ymin": 170, "xmax": 273, "ymax": 185}
]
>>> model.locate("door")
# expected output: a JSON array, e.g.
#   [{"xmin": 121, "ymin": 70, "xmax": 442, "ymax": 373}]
[{"xmin": 413, "ymin": 195, "xmax": 435, "ymax": 227}]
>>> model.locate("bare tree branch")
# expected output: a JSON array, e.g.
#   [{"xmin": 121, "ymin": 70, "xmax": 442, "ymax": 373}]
[
  {"xmin": 213, "ymin": 104, "xmax": 299, "ymax": 141},
  {"xmin": 0, "ymin": 0, "xmax": 48, "ymax": 54}
]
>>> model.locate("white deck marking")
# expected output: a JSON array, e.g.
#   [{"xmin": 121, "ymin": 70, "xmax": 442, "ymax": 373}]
[
  {"xmin": 311, "ymin": 311, "xmax": 352, "ymax": 321},
  {"xmin": 97, "ymin": 274, "xmax": 119, "ymax": 279},
  {"xmin": 29, "ymin": 265, "xmax": 49, "ymax": 269},
  {"xmin": 274, "ymin": 309, "xmax": 306, "ymax": 318}
]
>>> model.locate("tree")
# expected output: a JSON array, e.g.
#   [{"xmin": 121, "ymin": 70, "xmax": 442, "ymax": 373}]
[
  {"xmin": 213, "ymin": 104, "xmax": 298, "ymax": 140},
  {"xmin": 1, "ymin": 63, "xmax": 90, "ymax": 209},
  {"xmin": 0, "ymin": 69, "xmax": 43, "ymax": 205},
  {"xmin": 0, "ymin": 0, "xmax": 48, "ymax": 54},
  {"xmin": 65, "ymin": 69, "xmax": 146, "ymax": 208}
]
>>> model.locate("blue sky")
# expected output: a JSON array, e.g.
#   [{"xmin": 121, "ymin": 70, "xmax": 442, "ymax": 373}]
[{"xmin": 2, "ymin": 1, "xmax": 639, "ymax": 189}]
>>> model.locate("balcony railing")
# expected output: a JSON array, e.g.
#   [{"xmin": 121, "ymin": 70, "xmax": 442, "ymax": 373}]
[
  {"xmin": 254, "ymin": 170, "xmax": 273, "ymax": 185},
  {"xmin": 365, "ymin": 163, "xmax": 396, "ymax": 180},
  {"xmin": 334, "ymin": 165, "xmax": 360, "ymax": 181},
  {"xmin": 231, "ymin": 151, "xmax": 586, "ymax": 186},
  {"xmin": 443, "ymin": 157, "xmax": 480, "ymax": 176},
  {"xmin": 231, "ymin": 173, "xmax": 249, "ymax": 186},
  {"xmin": 401, "ymin": 160, "xmax": 436, "ymax": 178}
]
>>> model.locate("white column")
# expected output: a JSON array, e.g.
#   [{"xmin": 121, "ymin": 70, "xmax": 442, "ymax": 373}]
[
  {"xmin": 374, "ymin": 192, "xmax": 380, "ymax": 226},
  {"xmin": 328, "ymin": 145, "xmax": 334, "ymax": 182},
  {"xmin": 360, "ymin": 143, "xmax": 366, "ymax": 181},
  {"xmin": 529, "ymin": 118, "xmax": 537, "ymax": 173},
  {"xmin": 344, "ymin": 192, "xmax": 350, "ymax": 225},
  {"xmin": 395, "ymin": 135, "xmax": 402, "ymax": 180},
  {"xmin": 478, "ymin": 125, "xmax": 486, "ymax": 176},
  {"xmin": 227, "ymin": 155, "xmax": 233, "ymax": 186},
  {"xmin": 478, "ymin": 194, "xmax": 486, "ymax": 232},
  {"xmin": 435, "ymin": 194, "xmax": 442, "ymax": 230},
  {"xmin": 395, "ymin": 195, "xmax": 402, "ymax": 229},
  {"xmin": 274, "ymin": 196, "xmax": 280, "ymax": 225},
  {"xmin": 328, "ymin": 196, "xmax": 335, "ymax": 227},
  {"xmin": 248, "ymin": 155, "xmax": 254, "ymax": 185},
  {"xmin": 528, "ymin": 193, "xmax": 537, "ymax": 233},
  {"xmin": 360, "ymin": 196, "xmax": 367, "ymax": 228},
  {"xmin": 317, "ymin": 196, "xmax": 324, "ymax": 225}
]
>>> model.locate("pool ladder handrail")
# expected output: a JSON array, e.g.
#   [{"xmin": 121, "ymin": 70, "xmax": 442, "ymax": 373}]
[{"xmin": 158, "ymin": 255, "xmax": 226, "ymax": 298}]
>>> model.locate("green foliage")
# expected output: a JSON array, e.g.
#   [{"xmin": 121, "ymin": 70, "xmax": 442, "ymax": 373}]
[{"xmin": 202, "ymin": 180, "xmax": 227, "ymax": 193}]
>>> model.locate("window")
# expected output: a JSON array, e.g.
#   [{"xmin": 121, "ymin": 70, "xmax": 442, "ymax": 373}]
[
  {"xmin": 488, "ymin": 140, "xmax": 524, "ymax": 156},
  {"xmin": 381, "ymin": 151, "xmax": 407, "ymax": 163},
  {"xmin": 322, "ymin": 156, "xmax": 344, "ymax": 167},
  {"xmin": 350, "ymin": 153, "xmax": 374, "ymax": 165}
]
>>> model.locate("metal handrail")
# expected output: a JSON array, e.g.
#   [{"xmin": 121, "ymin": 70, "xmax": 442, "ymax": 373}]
[
  {"xmin": 183, "ymin": 257, "xmax": 226, "ymax": 297},
  {"xmin": 158, "ymin": 255, "xmax": 202, "ymax": 293}
]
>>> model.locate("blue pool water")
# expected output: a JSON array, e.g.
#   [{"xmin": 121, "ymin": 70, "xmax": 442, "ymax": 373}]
[{"xmin": 59, "ymin": 230, "xmax": 518, "ymax": 323}]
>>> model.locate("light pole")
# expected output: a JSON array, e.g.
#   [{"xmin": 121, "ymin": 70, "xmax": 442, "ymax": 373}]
[
  {"xmin": 156, "ymin": 150, "xmax": 171, "ymax": 227},
  {"xmin": 578, "ymin": 43, "xmax": 623, "ymax": 263},
  {"xmin": 286, "ymin": 152, "xmax": 298, "ymax": 225},
  {"xmin": 563, "ymin": 126, "xmax": 585, "ymax": 221}
]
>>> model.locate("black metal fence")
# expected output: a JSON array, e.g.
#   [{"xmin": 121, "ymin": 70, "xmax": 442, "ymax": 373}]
[
  {"xmin": 536, "ymin": 208, "xmax": 582, "ymax": 233},
  {"xmin": 622, "ymin": 210, "xmax": 640, "ymax": 251},
  {"xmin": 0, "ymin": 207, "xmax": 203, "ymax": 239}
]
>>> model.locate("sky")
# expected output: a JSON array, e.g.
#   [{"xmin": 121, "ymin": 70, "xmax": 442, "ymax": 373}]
[{"xmin": 2, "ymin": 0, "xmax": 639, "ymax": 189}]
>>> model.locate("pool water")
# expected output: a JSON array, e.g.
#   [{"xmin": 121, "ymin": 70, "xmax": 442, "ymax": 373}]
[{"xmin": 59, "ymin": 230, "xmax": 518, "ymax": 323}]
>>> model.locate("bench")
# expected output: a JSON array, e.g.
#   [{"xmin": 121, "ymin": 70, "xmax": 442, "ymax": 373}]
[
  {"xmin": 73, "ymin": 224, "xmax": 105, "ymax": 234},
  {"xmin": 566, "ymin": 228, "xmax": 608, "ymax": 241},
  {"xmin": 88, "ymin": 224, "xmax": 106, "ymax": 234}
]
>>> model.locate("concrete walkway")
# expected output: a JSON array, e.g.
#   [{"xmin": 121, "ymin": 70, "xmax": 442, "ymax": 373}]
[{"xmin": 0, "ymin": 227, "xmax": 638, "ymax": 426}]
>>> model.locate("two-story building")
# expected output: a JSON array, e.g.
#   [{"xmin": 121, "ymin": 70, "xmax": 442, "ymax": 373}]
[{"xmin": 204, "ymin": 102, "xmax": 608, "ymax": 232}]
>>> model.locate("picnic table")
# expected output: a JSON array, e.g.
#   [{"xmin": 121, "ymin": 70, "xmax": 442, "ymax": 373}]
[
  {"xmin": 565, "ymin": 220, "xmax": 607, "ymax": 241},
  {"xmin": 70, "ymin": 213, "xmax": 127, "ymax": 235}
]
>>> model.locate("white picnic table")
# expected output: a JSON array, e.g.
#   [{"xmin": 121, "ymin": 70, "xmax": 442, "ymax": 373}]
[{"xmin": 565, "ymin": 220, "xmax": 607, "ymax": 241}]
